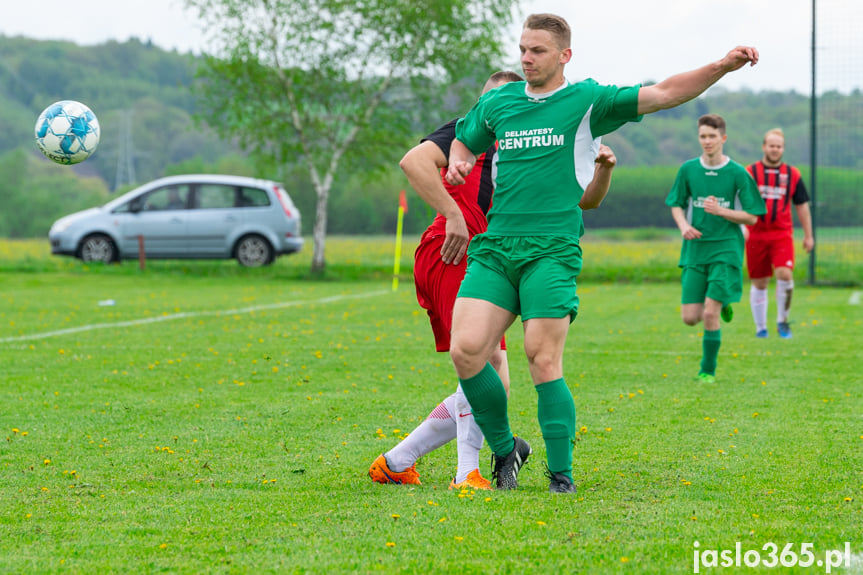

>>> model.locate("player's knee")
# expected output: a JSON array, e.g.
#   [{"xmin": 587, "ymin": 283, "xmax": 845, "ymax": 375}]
[
  {"xmin": 525, "ymin": 348, "xmax": 560, "ymax": 376},
  {"xmin": 752, "ymin": 277, "xmax": 770, "ymax": 290},
  {"xmin": 775, "ymin": 267, "xmax": 793, "ymax": 282},
  {"xmin": 488, "ymin": 350, "xmax": 505, "ymax": 372},
  {"xmin": 449, "ymin": 338, "xmax": 485, "ymax": 371},
  {"xmin": 682, "ymin": 312, "xmax": 700, "ymax": 326},
  {"xmin": 702, "ymin": 309, "xmax": 720, "ymax": 326}
]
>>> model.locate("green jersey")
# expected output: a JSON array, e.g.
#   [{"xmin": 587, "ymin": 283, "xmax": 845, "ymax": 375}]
[
  {"xmin": 666, "ymin": 157, "xmax": 766, "ymax": 267},
  {"xmin": 455, "ymin": 79, "xmax": 642, "ymax": 237}
]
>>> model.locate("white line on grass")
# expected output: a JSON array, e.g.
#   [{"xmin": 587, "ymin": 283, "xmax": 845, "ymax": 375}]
[
  {"xmin": 1, "ymin": 289, "xmax": 390, "ymax": 344},
  {"xmin": 850, "ymin": 291, "xmax": 861, "ymax": 305}
]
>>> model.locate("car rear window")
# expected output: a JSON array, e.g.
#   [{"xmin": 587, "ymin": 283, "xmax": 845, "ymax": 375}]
[{"xmin": 238, "ymin": 187, "xmax": 270, "ymax": 207}]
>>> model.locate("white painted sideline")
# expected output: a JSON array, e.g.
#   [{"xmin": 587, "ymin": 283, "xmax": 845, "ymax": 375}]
[
  {"xmin": 850, "ymin": 291, "xmax": 861, "ymax": 305},
  {"xmin": 1, "ymin": 289, "xmax": 390, "ymax": 344}
]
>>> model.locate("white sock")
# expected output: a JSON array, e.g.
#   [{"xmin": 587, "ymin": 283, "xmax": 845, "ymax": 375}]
[
  {"xmin": 750, "ymin": 285, "xmax": 768, "ymax": 332},
  {"xmin": 384, "ymin": 393, "xmax": 457, "ymax": 472},
  {"xmin": 776, "ymin": 279, "xmax": 794, "ymax": 323},
  {"xmin": 453, "ymin": 385, "xmax": 484, "ymax": 483}
]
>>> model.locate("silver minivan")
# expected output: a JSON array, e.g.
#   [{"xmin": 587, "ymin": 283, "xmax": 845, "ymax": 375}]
[{"xmin": 49, "ymin": 174, "xmax": 304, "ymax": 267}]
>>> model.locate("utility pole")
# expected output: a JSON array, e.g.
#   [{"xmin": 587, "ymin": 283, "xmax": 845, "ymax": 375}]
[{"xmin": 113, "ymin": 109, "xmax": 137, "ymax": 192}]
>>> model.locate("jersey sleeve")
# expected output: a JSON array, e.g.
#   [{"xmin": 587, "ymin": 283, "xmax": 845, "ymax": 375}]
[
  {"xmin": 455, "ymin": 94, "xmax": 497, "ymax": 155},
  {"xmin": 589, "ymin": 82, "xmax": 643, "ymax": 137},
  {"xmin": 420, "ymin": 118, "xmax": 458, "ymax": 162},
  {"xmin": 665, "ymin": 165, "xmax": 690, "ymax": 208},
  {"xmin": 791, "ymin": 167, "xmax": 810, "ymax": 204}
]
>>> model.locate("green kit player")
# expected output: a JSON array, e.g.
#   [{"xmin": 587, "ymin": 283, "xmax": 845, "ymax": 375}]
[
  {"xmin": 446, "ymin": 12, "xmax": 759, "ymax": 493},
  {"xmin": 666, "ymin": 114, "xmax": 766, "ymax": 383}
]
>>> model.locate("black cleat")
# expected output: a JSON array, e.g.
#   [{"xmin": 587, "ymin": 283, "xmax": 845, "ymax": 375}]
[
  {"xmin": 545, "ymin": 467, "xmax": 578, "ymax": 494},
  {"xmin": 491, "ymin": 436, "xmax": 531, "ymax": 490}
]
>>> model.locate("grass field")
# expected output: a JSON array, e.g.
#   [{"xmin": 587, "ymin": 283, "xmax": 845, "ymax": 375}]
[{"xmin": 1, "ymin": 238, "xmax": 861, "ymax": 574}]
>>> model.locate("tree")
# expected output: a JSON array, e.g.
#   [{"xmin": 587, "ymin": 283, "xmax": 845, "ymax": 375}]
[{"xmin": 184, "ymin": 0, "xmax": 518, "ymax": 274}]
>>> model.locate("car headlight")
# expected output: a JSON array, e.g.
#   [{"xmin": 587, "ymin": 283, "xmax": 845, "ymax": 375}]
[{"xmin": 51, "ymin": 220, "xmax": 72, "ymax": 234}]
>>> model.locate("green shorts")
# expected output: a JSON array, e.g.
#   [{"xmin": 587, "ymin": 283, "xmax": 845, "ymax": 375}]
[
  {"xmin": 457, "ymin": 234, "xmax": 583, "ymax": 321},
  {"xmin": 680, "ymin": 262, "xmax": 742, "ymax": 306}
]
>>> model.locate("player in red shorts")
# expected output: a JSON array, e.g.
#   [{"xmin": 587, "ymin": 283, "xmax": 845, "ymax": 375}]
[
  {"xmin": 368, "ymin": 71, "xmax": 522, "ymax": 490},
  {"xmin": 369, "ymin": 70, "xmax": 617, "ymax": 489},
  {"xmin": 745, "ymin": 128, "xmax": 814, "ymax": 339}
]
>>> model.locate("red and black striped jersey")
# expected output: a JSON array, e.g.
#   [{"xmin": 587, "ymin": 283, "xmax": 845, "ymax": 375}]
[
  {"xmin": 419, "ymin": 118, "xmax": 496, "ymax": 240},
  {"xmin": 745, "ymin": 161, "xmax": 809, "ymax": 238}
]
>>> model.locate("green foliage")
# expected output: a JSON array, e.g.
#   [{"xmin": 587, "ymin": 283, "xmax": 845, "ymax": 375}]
[
  {"xmin": 582, "ymin": 165, "xmax": 863, "ymax": 229},
  {"xmin": 610, "ymin": 87, "xmax": 815, "ymax": 167},
  {"xmin": 0, "ymin": 263, "xmax": 860, "ymax": 573},
  {"xmin": 162, "ymin": 153, "xmax": 258, "ymax": 178},
  {"xmin": 184, "ymin": 0, "xmax": 521, "ymax": 271},
  {"xmin": 0, "ymin": 149, "xmax": 110, "ymax": 238},
  {"xmin": 326, "ymin": 171, "xmax": 434, "ymax": 236},
  {"xmin": 0, "ymin": 35, "xmax": 234, "ymax": 188},
  {"xmin": 1, "ymin": 35, "xmax": 862, "ymax": 247}
]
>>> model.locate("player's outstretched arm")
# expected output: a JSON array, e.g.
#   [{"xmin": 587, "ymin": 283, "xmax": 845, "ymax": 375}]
[
  {"xmin": 638, "ymin": 46, "xmax": 759, "ymax": 115},
  {"xmin": 445, "ymin": 139, "xmax": 477, "ymax": 187},
  {"xmin": 399, "ymin": 140, "xmax": 469, "ymax": 265},
  {"xmin": 579, "ymin": 145, "xmax": 617, "ymax": 210}
]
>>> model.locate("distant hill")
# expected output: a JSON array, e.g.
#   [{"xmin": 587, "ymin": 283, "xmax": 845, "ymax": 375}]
[
  {"xmin": 0, "ymin": 36, "xmax": 860, "ymax": 238},
  {"xmin": 3, "ymin": 36, "xmax": 861, "ymax": 180},
  {"xmin": 0, "ymin": 35, "xmax": 230, "ymax": 190}
]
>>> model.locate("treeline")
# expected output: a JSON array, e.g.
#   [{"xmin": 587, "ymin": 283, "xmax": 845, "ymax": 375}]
[
  {"xmin": 583, "ymin": 165, "xmax": 860, "ymax": 229},
  {"xmin": 1, "ymin": 36, "xmax": 861, "ymax": 238},
  {"xmin": 0, "ymin": 150, "xmax": 110, "ymax": 238},
  {"xmin": 3, "ymin": 145, "xmax": 858, "ymax": 238}
]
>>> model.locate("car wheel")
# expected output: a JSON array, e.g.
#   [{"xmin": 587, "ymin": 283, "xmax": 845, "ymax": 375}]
[
  {"xmin": 235, "ymin": 235, "xmax": 274, "ymax": 267},
  {"xmin": 79, "ymin": 234, "xmax": 117, "ymax": 264}
]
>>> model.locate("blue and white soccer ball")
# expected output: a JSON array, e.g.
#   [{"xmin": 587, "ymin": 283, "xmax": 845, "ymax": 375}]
[{"xmin": 34, "ymin": 100, "xmax": 100, "ymax": 165}]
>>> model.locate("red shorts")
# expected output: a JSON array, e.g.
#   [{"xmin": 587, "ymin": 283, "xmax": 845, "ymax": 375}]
[
  {"xmin": 414, "ymin": 235, "xmax": 506, "ymax": 352},
  {"xmin": 745, "ymin": 234, "xmax": 795, "ymax": 279}
]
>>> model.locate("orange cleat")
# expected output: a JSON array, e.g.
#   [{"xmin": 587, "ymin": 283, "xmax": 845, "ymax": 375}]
[
  {"xmin": 368, "ymin": 454, "xmax": 421, "ymax": 485},
  {"xmin": 448, "ymin": 468, "xmax": 492, "ymax": 491}
]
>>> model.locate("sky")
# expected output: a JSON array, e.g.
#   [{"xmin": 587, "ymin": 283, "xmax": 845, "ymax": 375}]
[{"xmin": 0, "ymin": 0, "xmax": 860, "ymax": 94}]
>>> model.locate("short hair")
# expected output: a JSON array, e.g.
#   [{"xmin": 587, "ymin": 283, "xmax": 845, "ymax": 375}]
[
  {"xmin": 524, "ymin": 13, "xmax": 571, "ymax": 50},
  {"xmin": 488, "ymin": 70, "xmax": 524, "ymax": 85},
  {"xmin": 763, "ymin": 128, "xmax": 785, "ymax": 143},
  {"xmin": 482, "ymin": 70, "xmax": 523, "ymax": 94},
  {"xmin": 698, "ymin": 114, "xmax": 726, "ymax": 135}
]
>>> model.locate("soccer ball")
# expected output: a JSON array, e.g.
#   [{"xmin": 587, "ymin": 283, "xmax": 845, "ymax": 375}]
[{"xmin": 34, "ymin": 100, "xmax": 100, "ymax": 165}]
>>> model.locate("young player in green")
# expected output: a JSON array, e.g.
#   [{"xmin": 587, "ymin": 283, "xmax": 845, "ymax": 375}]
[
  {"xmin": 446, "ymin": 13, "xmax": 759, "ymax": 493},
  {"xmin": 666, "ymin": 114, "xmax": 766, "ymax": 383}
]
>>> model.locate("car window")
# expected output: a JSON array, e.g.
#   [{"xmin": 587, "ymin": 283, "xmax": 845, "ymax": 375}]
[
  {"xmin": 112, "ymin": 200, "xmax": 135, "ymax": 214},
  {"xmin": 142, "ymin": 185, "xmax": 191, "ymax": 211},
  {"xmin": 238, "ymin": 187, "xmax": 271, "ymax": 208},
  {"xmin": 197, "ymin": 184, "xmax": 236, "ymax": 209}
]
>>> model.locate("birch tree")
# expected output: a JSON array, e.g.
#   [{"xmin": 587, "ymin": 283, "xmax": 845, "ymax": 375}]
[{"xmin": 185, "ymin": 0, "xmax": 518, "ymax": 274}]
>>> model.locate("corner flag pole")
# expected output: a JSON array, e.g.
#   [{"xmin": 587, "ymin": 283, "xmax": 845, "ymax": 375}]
[{"xmin": 392, "ymin": 190, "xmax": 408, "ymax": 291}]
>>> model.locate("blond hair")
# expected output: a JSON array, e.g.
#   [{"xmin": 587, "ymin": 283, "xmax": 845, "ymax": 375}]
[{"xmin": 763, "ymin": 128, "xmax": 785, "ymax": 143}]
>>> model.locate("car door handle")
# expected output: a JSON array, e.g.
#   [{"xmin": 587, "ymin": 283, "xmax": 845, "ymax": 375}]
[
  {"xmin": 224, "ymin": 216, "xmax": 237, "ymax": 222},
  {"xmin": 170, "ymin": 218, "xmax": 183, "ymax": 224}
]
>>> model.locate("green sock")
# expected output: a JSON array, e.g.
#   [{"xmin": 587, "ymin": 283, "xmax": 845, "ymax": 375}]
[
  {"xmin": 700, "ymin": 329, "xmax": 721, "ymax": 376},
  {"xmin": 459, "ymin": 362, "xmax": 513, "ymax": 456},
  {"xmin": 536, "ymin": 378, "xmax": 576, "ymax": 481}
]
